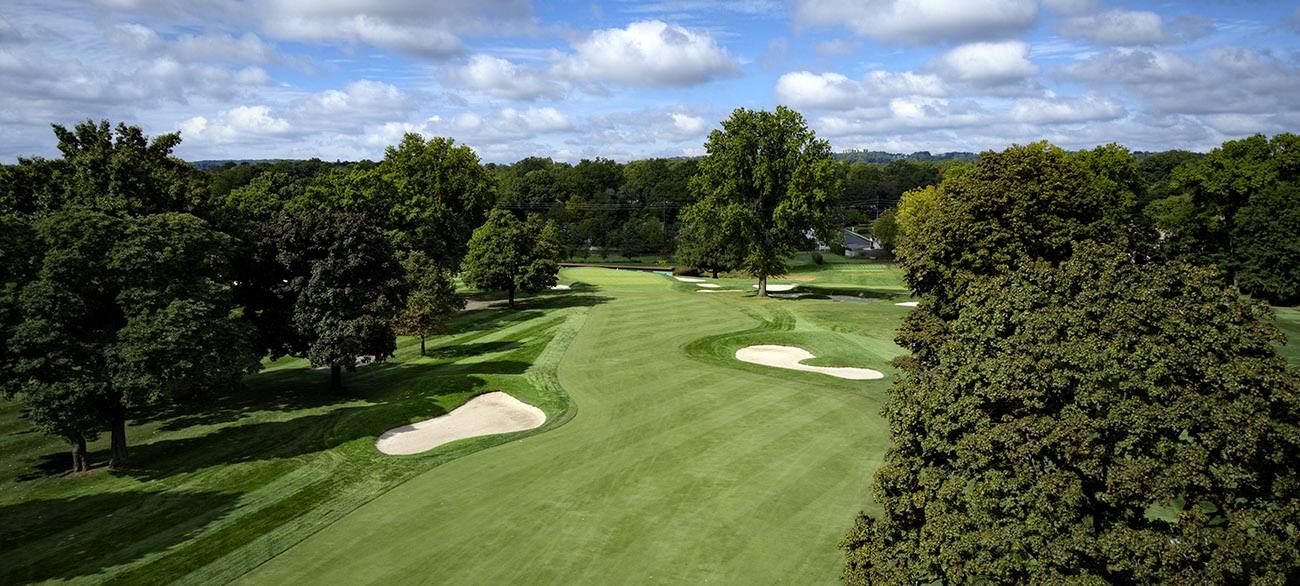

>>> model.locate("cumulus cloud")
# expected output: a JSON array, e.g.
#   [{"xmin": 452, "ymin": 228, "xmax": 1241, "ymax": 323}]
[
  {"xmin": 429, "ymin": 106, "xmax": 577, "ymax": 142},
  {"xmin": 1009, "ymin": 92, "xmax": 1125, "ymax": 124},
  {"xmin": 791, "ymin": 0, "xmax": 1039, "ymax": 46},
  {"xmin": 258, "ymin": 0, "xmax": 535, "ymax": 59},
  {"xmin": 180, "ymin": 105, "xmax": 294, "ymax": 144},
  {"xmin": 110, "ymin": 24, "xmax": 280, "ymax": 63},
  {"xmin": 776, "ymin": 70, "xmax": 947, "ymax": 111},
  {"xmin": 1056, "ymin": 9, "xmax": 1171, "ymax": 45},
  {"xmin": 926, "ymin": 41, "xmax": 1040, "ymax": 88},
  {"xmin": 1058, "ymin": 47, "xmax": 1300, "ymax": 116},
  {"xmin": 292, "ymin": 80, "xmax": 416, "ymax": 123},
  {"xmin": 559, "ymin": 20, "xmax": 742, "ymax": 87},
  {"xmin": 441, "ymin": 54, "xmax": 569, "ymax": 100}
]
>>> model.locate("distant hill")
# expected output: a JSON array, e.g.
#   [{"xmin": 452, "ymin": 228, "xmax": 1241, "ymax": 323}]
[
  {"xmin": 833, "ymin": 150, "xmax": 980, "ymax": 164},
  {"xmin": 186, "ymin": 159, "xmax": 297, "ymax": 170}
]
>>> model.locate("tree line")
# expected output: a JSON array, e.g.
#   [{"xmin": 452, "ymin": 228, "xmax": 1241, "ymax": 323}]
[{"xmin": 0, "ymin": 121, "xmax": 560, "ymax": 471}]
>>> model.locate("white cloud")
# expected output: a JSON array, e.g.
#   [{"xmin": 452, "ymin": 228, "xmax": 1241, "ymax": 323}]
[
  {"xmin": 560, "ymin": 20, "xmax": 741, "ymax": 88},
  {"xmin": 1056, "ymin": 9, "xmax": 1171, "ymax": 45},
  {"xmin": 257, "ymin": 0, "xmax": 535, "ymax": 59},
  {"xmin": 110, "ymin": 24, "xmax": 281, "ymax": 63},
  {"xmin": 441, "ymin": 54, "xmax": 569, "ymax": 100},
  {"xmin": 1059, "ymin": 47, "xmax": 1300, "ymax": 117},
  {"xmin": 776, "ymin": 70, "xmax": 947, "ymax": 111},
  {"xmin": 183, "ymin": 105, "xmax": 295, "ymax": 143},
  {"xmin": 792, "ymin": 0, "xmax": 1039, "ymax": 46},
  {"xmin": 293, "ymin": 80, "xmax": 416, "ymax": 123},
  {"xmin": 1009, "ymin": 92, "xmax": 1125, "ymax": 124},
  {"xmin": 927, "ymin": 41, "xmax": 1040, "ymax": 84}
]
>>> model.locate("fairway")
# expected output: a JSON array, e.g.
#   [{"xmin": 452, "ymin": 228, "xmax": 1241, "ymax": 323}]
[{"xmin": 235, "ymin": 267, "xmax": 896, "ymax": 585}]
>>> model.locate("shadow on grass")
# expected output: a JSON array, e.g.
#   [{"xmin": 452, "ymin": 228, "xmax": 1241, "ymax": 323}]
[
  {"xmin": 426, "ymin": 340, "xmax": 522, "ymax": 358},
  {"xmin": 0, "ymin": 489, "xmax": 239, "ymax": 584}
]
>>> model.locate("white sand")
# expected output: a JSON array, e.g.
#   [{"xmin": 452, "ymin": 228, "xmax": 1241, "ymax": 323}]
[
  {"xmin": 735, "ymin": 345, "xmax": 884, "ymax": 380},
  {"xmin": 550, "ymin": 284, "xmax": 571, "ymax": 290},
  {"xmin": 675, "ymin": 276, "xmax": 705, "ymax": 282},
  {"xmin": 697, "ymin": 283, "xmax": 721, "ymax": 288},
  {"xmin": 754, "ymin": 284, "xmax": 798, "ymax": 292},
  {"xmin": 895, "ymin": 301, "xmax": 919, "ymax": 307},
  {"xmin": 375, "ymin": 392, "xmax": 546, "ymax": 455},
  {"xmin": 695, "ymin": 289, "xmax": 745, "ymax": 293}
]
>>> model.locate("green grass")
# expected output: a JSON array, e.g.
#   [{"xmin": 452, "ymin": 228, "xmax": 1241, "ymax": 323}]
[
  {"xmin": 234, "ymin": 267, "xmax": 893, "ymax": 585},
  {"xmin": 1273, "ymin": 306, "xmax": 1300, "ymax": 370},
  {"xmin": 1, "ymin": 261, "xmax": 899, "ymax": 585}
]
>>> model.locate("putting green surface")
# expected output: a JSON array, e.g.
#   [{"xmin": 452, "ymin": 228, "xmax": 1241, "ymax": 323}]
[{"xmin": 236, "ymin": 268, "xmax": 893, "ymax": 585}]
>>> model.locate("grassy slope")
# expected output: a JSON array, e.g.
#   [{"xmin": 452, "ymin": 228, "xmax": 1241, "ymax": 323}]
[
  {"xmin": 0, "ymin": 291, "xmax": 592, "ymax": 585},
  {"xmin": 235, "ymin": 267, "xmax": 895, "ymax": 585},
  {"xmin": 1273, "ymin": 306, "xmax": 1300, "ymax": 369}
]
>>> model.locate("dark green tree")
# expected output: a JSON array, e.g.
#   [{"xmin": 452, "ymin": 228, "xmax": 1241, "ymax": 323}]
[
  {"xmin": 462, "ymin": 209, "xmax": 560, "ymax": 306},
  {"xmin": 393, "ymin": 250, "xmax": 465, "ymax": 356},
  {"xmin": 685, "ymin": 106, "xmax": 841, "ymax": 296},
  {"xmin": 1232, "ymin": 182, "xmax": 1300, "ymax": 305},
  {"xmin": 675, "ymin": 202, "xmax": 737, "ymax": 278},
  {"xmin": 252, "ymin": 211, "xmax": 407, "ymax": 391},
  {"xmin": 844, "ymin": 244, "xmax": 1300, "ymax": 585},
  {"xmin": 2, "ymin": 211, "xmax": 256, "ymax": 469}
]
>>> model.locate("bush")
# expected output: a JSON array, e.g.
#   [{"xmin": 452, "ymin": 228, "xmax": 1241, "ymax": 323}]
[
  {"xmin": 811, "ymin": 251, "xmax": 824, "ymax": 265},
  {"xmin": 829, "ymin": 243, "xmax": 845, "ymax": 256},
  {"xmin": 673, "ymin": 266, "xmax": 702, "ymax": 277}
]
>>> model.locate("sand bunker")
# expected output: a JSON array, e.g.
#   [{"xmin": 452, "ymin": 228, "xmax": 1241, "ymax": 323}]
[
  {"xmin": 697, "ymin": 283, "xmax": 721, "ymax": 288},
  {"xmin": 375, "ymin": 392, "xmax": 546, "ymax": 455},
  {"xmin": 696, "ymin": 289, "xmax": 744, "ymax": 293},
  {"xmin": 735, "ymin": 345, "xmax": 883, "ymax": 380},
  {"xmin": 895, "ymin": 301, "xmax": 918, "ymax": 307},
  {"xmin": 675, "ymin": 276, "xmax": 705, "ymax": 282},
  {"xmin": 550, "ymin": 284, "xmax": 571, "ymax": 290},
  {"xmin": 754, "ymin": 284, "xmax": 798, "ymax": 292}
]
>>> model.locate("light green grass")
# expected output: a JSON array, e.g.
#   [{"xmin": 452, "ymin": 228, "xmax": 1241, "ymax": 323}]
[
  {"xmin": 1273, "ymin": 306, "xmax": 1300, "ymax": 370},
  {"xmin": 233, "ymin": 267, "xmax": 893, "ymax": 585}
]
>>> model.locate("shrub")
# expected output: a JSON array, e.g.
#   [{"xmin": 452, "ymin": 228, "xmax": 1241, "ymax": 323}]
[
  {"xmin": 811, "ymin": 251, "xmax": 824, "ymax": 265},
  {"xmin": 673, "ymin": 266, "xmax": 702, "ymax": 277}
]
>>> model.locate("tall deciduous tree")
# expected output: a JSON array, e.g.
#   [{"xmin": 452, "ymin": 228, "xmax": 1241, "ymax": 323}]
[
  {"xmin": 844, "ymin": 244, "xmax": 1300, "ymax": 585},
  {"xmin": 394, "ymin": 250, "xmax": 464, "ymax": 356},
  {"xmin": 2, "ymin": 211, "xmax": 256, "ymax": 470},
  {"xmin": 252, "ymin": 211, "xmax": 407, "ymax": 391},
  {"xmin": 684, "ymin": 106, "xmax": 840, "ymax": 297},
  {"xmin": 462, "ymin": 209, "xmax": 560, "ymax": 306},
  {"xmin": 675, "ymin": 203, "xmax": 736, "ymax": 278},
  {"xmin": 293, "ymin": 134, "xmax": 494, "ymax": 269}
]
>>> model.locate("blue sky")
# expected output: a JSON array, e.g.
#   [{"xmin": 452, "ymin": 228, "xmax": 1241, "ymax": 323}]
[{"xmin": 2, "ymin": 1, "xmax": 1298, "ymax": 164}]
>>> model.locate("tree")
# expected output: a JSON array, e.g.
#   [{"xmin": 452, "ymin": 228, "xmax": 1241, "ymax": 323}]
[
  {"xmin": 293, "ymin": 134, "xmax": 495, "ymax": 269},
  {"xmin": 2, "ymin": 211, "xmax": 256, "ymax": 469},
  {"xmin": 685, "ymin": 106, "xmax": 840, "ymax": 297},
  {"xmin": 1232, "ymin": 182, "xmax": 1300, "ymax": 305},
  {"xmin": 897, "ymin": 142, "xmax": 1131, "ymax": 318},
  {"xmin": 251, "ymin": 211, "xmax": 407, "ymax": 391},
  {"xmin": 394, "ymin": 250, "xmax": 465, "ymax": 356},
  {"xmin": 869, "ymin": 209, "xmax": 898, "ymax": 256},
  {"xmin": 843, "ymin": 244, "xmax": 1300, "ymax": 585},
  {"xmin": 462, "ymin": 209, "xmax": 560, "ymax": 306},
  {"xmin": 1151, "ymin": 133, "xmax": 1300, "ymax": 303}
]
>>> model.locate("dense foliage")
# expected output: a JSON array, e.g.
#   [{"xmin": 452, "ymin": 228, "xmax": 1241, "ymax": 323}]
[
  {"xmin": 462, "ymin": 209, "xmax": 561, "ymax": 306},
  {"xmin": 683, "ymin": 106, "xmax": 841, "ymax": 296},
  {"xmin": 844, "ymin": 245, "xmax": 1300, "ymax": 585},
  {"xmin": 250, "ymin": 210, "xmax": 407, "ymax": 391}
]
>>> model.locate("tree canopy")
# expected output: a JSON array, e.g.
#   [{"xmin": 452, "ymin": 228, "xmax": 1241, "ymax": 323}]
[
  {"xmin": 684, "ymin": 106, "xmax": 840, "ymax": 296},
  {"xmin": 462, "ymin": 209, "xmax": 561, "ymax": 306},
  {"xmin": 394, "ymin": 250, "xmax": 465, "ymax": 356},
  {"xmin": 250, "ymin": 211, "xmax": 407, "ymax": 391},
  {"xmin": 844, "ymin": 244, "xmax": 1300, "ymax": 585}
]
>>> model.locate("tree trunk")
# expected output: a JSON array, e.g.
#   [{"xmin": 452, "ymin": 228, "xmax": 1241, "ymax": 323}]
[
  {"xmin": 330, "ymin": 364, "xmax": 342, "ymax": 392},
  {"xmin": 711, "ymin": 267, "xmax": 718, "ymax": 279},
  {"xmin": 508, "ymin": 287, "xmax": 515, "ymax": 306},
  {"xmin": 109, "ymin": 411, "xmax": 129, "ymax": 469},
  {"xmin": 67, "ymin": 432, "xmax": 89, "ymax": 473},
  {"xmin": 420, "ymin": 335, "xmax": 426, "ymax": 356},
  {"xmin": 757, "ymin": 275, "xmax": 768, "ymax": 297}
]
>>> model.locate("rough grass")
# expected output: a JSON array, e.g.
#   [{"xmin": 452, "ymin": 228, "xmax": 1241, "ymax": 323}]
[{"xmin": 1273, "ymin": 306, "xmax": 1300, "ymax": 369}]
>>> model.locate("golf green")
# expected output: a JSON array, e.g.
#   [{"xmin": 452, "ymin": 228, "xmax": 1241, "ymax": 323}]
[{"xmin": 235, "ymin": 268, "xmax": 893, "ymax": 585}]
